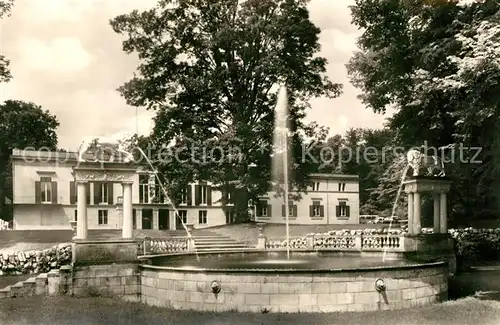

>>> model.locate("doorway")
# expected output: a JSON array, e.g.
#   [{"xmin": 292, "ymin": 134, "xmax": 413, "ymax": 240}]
[
  {"xmin": 158, "ymin": 209, "xmax": 169, "ymax": 230},
  {"xmin": 142, "ymin": 208, "xmax": 153, "ymax": 229}
]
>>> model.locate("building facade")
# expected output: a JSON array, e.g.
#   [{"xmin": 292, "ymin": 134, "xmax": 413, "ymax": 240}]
[{"xmin": 11, "ymin": 149, "xmax": 360, "ymax": 230}]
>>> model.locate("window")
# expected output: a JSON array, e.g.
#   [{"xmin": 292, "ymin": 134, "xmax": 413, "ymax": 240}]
[
  {"xmin": 41, "ymin": 177, "xmax": 52, "ymax": 203},
  {"xmin": 200, "ymin": 185, "xmax": 207, "ymax": 204},
  {"xmin": 312, "ymin": 201, "xmax": 321, "ymax": 217},
  {"xmin": 74, "ymin": 210, "xmax": 77, "ymax": 222},
  {"xmin": 338, "ymin": 183, "xmax": 346, "ymax": 191},
  {"xmin": 312, "ymin": 182, "xmax": 320, "ymax": 191},
  {"xmin": 261, "ymin": 205, "xmax": 268, "ymax": 217},
  {"xmin": 139, "ymin": 175, "xmax": 150, "ymax": 204},
  {"xmin": 281, "ymin": 202, "xmax": 297, "ymax": 218},
  {"xmin": 336, "ymin": 201, "xmax": 350, "ymax": 218},
  {"xmin": 198, "ymin": 210, "xmax": 207, "ymax": 224},
  {"xmin": 178, "ymin": 210, "xmax": 188, "ymax": 224},
  {"xmin": 98, "ymin": 210, "xmax": 108, "ymax": 225},
  {"xmin": 180, "ymin": 188, "xmax": 188, "ymax": 204},
  {"xmin": 99, "ymin": 183, "xmax": 108, "ymax": 204}
]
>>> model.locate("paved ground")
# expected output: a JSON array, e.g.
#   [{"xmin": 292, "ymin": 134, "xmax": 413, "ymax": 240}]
[{"xmin": 0, "ymin": 296, "xmax": 498, "ymax": 325}]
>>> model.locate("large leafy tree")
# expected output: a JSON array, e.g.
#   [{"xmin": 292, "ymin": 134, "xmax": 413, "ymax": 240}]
[
  {"xmin": 0, "ymin": 100, "xmax": 59, "ymax": 220},
  {"xmin": 348, "ymin": 0, "xmax": 500, "ymax": 222},
  {"xmin": 0, "ymin": 0, "xmax": 14, "ymax": 83},
  {"xmin": 111, "ymin": 0, "xmax": 341, "ymax": 221}
]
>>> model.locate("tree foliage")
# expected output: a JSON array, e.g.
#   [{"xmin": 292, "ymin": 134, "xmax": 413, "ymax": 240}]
[
  {"xmin": 0, "ymin": 100, "xmax": 59, "ymax": 220},
  {"xmin": 111, "ymin": 0, "xmax": 341, "ymax": 221},
  {"xmin": 0, "ymin": 0, "xmax": 14, "ymax": 83},
  {"xmin": 348, "ymin": 0, "xmax": 500, "ymax": 223}
]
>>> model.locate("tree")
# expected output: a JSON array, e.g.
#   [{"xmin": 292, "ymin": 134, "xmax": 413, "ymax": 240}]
[
  {"xmin": 347, "ymin": 0, "xmax": 500, "ymax": 223},
  {"xmin": 111, "ymin": 0, "xmax": 341, "ymax": 221},
  {"xmin": 0, "ymin": 100, "xmax": 59, "ymax": 220},
  {"xmin": 0, "ymin": 0, "xmax": 14, "ymax": 83}
]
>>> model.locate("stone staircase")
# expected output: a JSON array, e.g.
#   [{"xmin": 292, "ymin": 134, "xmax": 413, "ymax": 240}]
[
  {"xmin": 191, "ymin": 231, "xmax": 252, "ymax": 253},
  {"xmin": 0, "ymin": 269, "xmax": 62, "ymax": 299}
]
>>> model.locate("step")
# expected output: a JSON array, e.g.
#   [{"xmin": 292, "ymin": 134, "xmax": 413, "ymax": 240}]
[
  {"xmin": 0, "ymin": 286, "xmax": 11, "ymax": 299},
  {"xmin": 195, "ymin": 247, "xmax": 256, "ymax": 252},
  {"xmin": 35, "ymin": 273, "xmax": 48, "ymax": 295},
  {"xmin": 194, "ymin": 238, "xmax": 238, "ymax": 243},
  {"xmin": 22, "ymin": 277, "xmax": 37, "ymax": 297},
  {"xmin": 194, "ymin": 243, "xmax": 248, "ymax": 248},
  {"xmin": 10, "ymin": 282, "xmax": 24, "ymax": 297}
]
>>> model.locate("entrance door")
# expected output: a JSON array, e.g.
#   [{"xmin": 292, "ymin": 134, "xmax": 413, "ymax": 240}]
[
  {"xmin": 158, "ymin": 209, "xmax": 169, "ymax": 230},
  {"xmin": 142, "ymin": 208, "xmax": 153, "ymax": 229},
  {"xmin": 225, "ymin": 209, "xmax": 235, "ymax": 224}
]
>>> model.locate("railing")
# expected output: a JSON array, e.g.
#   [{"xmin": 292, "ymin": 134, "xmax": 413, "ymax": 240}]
[
  {"xmin": 139, "ymin": 237, "xmax": 190, "ymax": 255},
  {"xmin": 313, "ymin": 233, "xmax": 358, "ymax": 250},
  {"xmin": 265, "ymin": 236, "xmax": 309, "ymax": 249},
  {"xmin": 259, "ymin": 233, "xmax": 405, "ymax": 252},
  {"xmin": 361, "ymin": 234, "xmax": 402, "ymax": 250}
]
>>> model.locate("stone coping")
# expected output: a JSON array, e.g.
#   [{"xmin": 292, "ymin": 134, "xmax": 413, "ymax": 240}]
[
  {"xmin": 138, "ymin": 249, "xmax": 405, "ymax": 260},
  {"xmin": 72, "ymin": 239, "xmax": 138, "ymax": 244},
  {"xmin": 404, "ymin": 176, "xmax": 452, "ymax": 181},
  {"xmin": 72, "ymin": 260, "xmax": 141, "ymax": 267},
  {"xmin": 140, "ymin": 251, "xmax": 448, "ymax": 274}
]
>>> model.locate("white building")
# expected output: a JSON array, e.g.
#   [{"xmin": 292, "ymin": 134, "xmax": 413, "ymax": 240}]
[{"xmin": 10, "ymin": 149, "xmax": 360, "ymax": 230}]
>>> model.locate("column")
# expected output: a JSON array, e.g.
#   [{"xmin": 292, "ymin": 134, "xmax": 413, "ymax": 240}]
[
  {"xmin": 136, "ymin": 209, "xmax": 143, "ymax": 230},
  {"xmin": 413, "ymin": 192, "xmax": 421, "ymax": 234},
  {"xmin": 122, "ymin": 181, "xmax": 133, "ymax": 239},
  {"xmin": 433, "ymin": 193, "xmax": 440, "ymax": 234},
  {"xmin": 169, "ymin": 210, "xmax": 176, "ymax": 230},
  {"xmin": 75, "ymin": 181, "xmax": 88, "ymax": 240},
  {"xmin": 153, "ymin": 209, "xmax": 159, "ymax": 230},
  {"xmin": 407, "ymin": 193, "xmax": 414, "ymax": 235},
  {"xmin": 440, "ymin": 193, "xmax": 448, "ymax": 234}
]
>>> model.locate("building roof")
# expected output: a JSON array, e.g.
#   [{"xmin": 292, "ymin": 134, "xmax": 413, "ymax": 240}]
[
  {"xmin": 10, "ymin": 148, "xmax": 135, "ymax": 164},
  {"xmin": 309, "ymin": 173, "xmax": 359, "ymax": 180}
]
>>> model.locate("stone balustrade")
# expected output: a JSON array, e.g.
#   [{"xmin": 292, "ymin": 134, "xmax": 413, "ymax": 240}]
[
  {"xmin": 141, "ymin": 237, "xmax": 192, "ymax": 255},
  {"xmin": 260, "ymin": 233, "xmax": 405, "ymax": 252}
]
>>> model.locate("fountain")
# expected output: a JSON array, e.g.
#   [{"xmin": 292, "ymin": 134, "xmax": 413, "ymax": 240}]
[
  {"xmin": 135, "ymin": 90, "xmax": 451, "ymax": 313},
  {"xmin": 272, "ymin": 85, "xmax": 291, "ymax": 260}
]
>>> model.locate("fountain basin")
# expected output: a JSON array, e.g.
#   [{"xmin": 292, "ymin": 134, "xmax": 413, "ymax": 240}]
[{"xmin": 139, "ymin": 251, "xmax": 448, "ymax": 313}]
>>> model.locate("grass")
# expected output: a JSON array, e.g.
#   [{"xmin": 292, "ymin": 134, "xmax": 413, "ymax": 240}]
[{"xmin": 0, "ymin": 296, "xmax": 498, "ymax": 325}]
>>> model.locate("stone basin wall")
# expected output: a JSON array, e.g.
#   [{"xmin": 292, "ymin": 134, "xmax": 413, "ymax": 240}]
[{"xmin": 140, "ymin": 262, "xmax": 448, "ymax": 313}]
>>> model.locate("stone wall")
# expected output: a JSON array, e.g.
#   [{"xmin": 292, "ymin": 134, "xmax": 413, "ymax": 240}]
[
  {"xmin": 0, "ymin": 244, "xmax": 72, "ymax": 276},
  {"xmin": 140, "ymin": 263, "xmax": 448, "ymax": 313},
  {"xmin": 71, "ymin": 263, "xmax": 140, "ymax": 302}
]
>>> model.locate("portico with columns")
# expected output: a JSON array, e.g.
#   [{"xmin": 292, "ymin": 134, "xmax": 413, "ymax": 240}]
[
  {"xmin": 403, "ymin": 176, "xmax": 451, "ymax": 235},
  {"xmin": 71, "ymin": 162, "xmax": 139, "ymax": 264}
]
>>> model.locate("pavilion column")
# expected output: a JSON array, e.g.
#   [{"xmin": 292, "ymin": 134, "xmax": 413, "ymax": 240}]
[
  {"xmin": 122, "ymin": 181, "xmax": 133, "ymax": 239},
  {"xmin": 413, "ymin": 192, "xmax": 421, "ymax": 234},
  {"xmin": 433, "ymin": 193, "xmax": 441, "ymax": 234},
  {"xmin": 440, "ymin": 193, "xmax": 448, "ymax": 234},
  {"xmin": 75, "ymin": 181, "xmax": 88, "ymax": 240},
  {"xmin": 407, "ymin": 193, "xmax": 414, "ymax": 235}
]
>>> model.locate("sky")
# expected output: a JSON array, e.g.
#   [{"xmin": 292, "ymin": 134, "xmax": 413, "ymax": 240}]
[{"xmin": 0, "ymin": 0, "xmax": 395, "ymax": 150}]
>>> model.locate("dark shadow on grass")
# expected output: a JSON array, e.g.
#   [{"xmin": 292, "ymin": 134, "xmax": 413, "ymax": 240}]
[{"xmin": 449, "ymin": 269, "xmax": 500, "ymax": 301}]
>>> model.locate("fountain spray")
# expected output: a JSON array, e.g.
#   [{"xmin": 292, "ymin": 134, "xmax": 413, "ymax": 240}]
[
  {"xmin": 382, "ymin": 163, "xmax": 409, "ymax": 262},
  {"xmin": 274, "ymin": 85, "xmax": 291, "ymax": 260},
  {"xmin": 135, "ymin": 147, "xmax": 200, "ymax": 262}
]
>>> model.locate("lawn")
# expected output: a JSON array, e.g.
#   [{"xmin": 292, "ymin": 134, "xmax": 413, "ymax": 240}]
[{"xmin": 0, "ymin": 296, "xmax": 498, "ymax": 325}]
